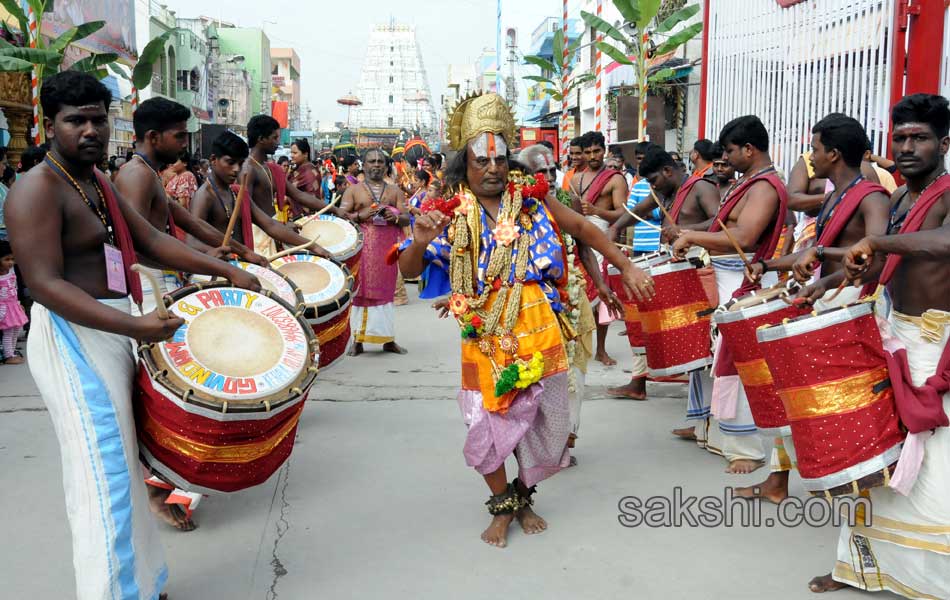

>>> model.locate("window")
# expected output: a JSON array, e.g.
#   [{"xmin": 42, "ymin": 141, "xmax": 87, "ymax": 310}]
[
  {"xmin": 177, "ymin": 70, "xmax": 188, "ymax": 91},
  {"xmin": 390, "ymin": 60, "xmax": 394, "ymax": 66},
  {"xmin": 388, "ymin": 95, "xmax": 394, "ymax": 103},
  {"xmin": 388, "ymin": 116, "xmax": 394, "ymax": 126},
  {"xmin": 389, "ymin": 76, "xmax": 393, "ymax": 83}
]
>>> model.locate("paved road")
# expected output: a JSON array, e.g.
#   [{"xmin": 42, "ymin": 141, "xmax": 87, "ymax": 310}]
[{"xmin": 0, "ymin": 286, "xmax": 892, "ymax": 599}]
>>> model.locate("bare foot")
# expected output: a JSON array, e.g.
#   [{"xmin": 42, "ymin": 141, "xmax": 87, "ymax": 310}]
[
  {"xmin": 159, "ymin": 594, "xmax": 168, "ymax": 600},
  {"xmin": 568, "ymin": 455, "xmax": 578, "ymax": 467},
  {"xmin": 481, "ymin": 513, "xmax": 515, "ymax": 548},
  {"xmin": 3, "ymin": 355, "xmax": 24, "ymax": 365},
  {"xmin": 382, "ymin": 341, "xmax": 407, "ymax": 354},
  {"xmin": 567, "ymin": 433, "xmax": 577, "ymax": 448},
  {"xmin": 147, "ymin": 486, "xmax": 196, "ymax": 531},
  {"xmin": 808, "ymin": 573, "xmax": 847, "ymax": 593},
  {"xmin": 516, "ymin": 505, "xmax": 548, "ymax": 535},
  {"xmin": 607, "ymin": 377, "xmax": 646, "ymax": 400},
  {"xmin": 347, "ymin": 342, "xmax": 364, "ymax": 357},
  {"xmin": 726, "ymin": 459, "xmax": 765, "ymax": 475},
  {"xmin": 594, "ymin": 351, "xmax": 617, "ymax": 366},
  {"xmin": 672, "ymin": 426, "xmax": 697, "ymax": 440},
  {"xmin": 734, "ymin": 471, "xmax": 789, "ymax": 504}
]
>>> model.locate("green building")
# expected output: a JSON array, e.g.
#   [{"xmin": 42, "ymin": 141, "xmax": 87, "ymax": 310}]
[{"xmin": 217, "ymin": 27, "xmax": 272, "ymax": 121}]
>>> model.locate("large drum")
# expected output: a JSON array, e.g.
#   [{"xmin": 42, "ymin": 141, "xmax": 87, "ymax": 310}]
[
  {"xmin": 135, "ymin": 281, "xmax": 319, "ymax": 493},
  {"xmin": 636, "ymin": 260, "xmax": 714, "ymax": 377},
  {"xmin": 610, "ymin": 251, "xmax": 673, "ymax": 355},
  {"xmin": 191, "ymin": 260, "xmax": 305, "ymax": 312},
  {"xmin": 295, "ymin": 214, "xmax": 363, "ymax": 281},
  {"xmin": 714, "ymin": 284, "xmax": 809, "ymax": 436},
  {"xmin": 270, "ymin": 253, "xmax": 355, "ymax": 370},
  {"xmin": 756, "ymin": 301, "xmax": 905, "ymax": 496}
]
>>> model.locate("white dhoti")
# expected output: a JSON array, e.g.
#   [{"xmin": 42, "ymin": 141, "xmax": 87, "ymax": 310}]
[
  {"xmin": 833, "ymin": 309, "xmax": 950, "ymax": 599},
  {"xmin": 709, "ymin": 257, "xmax": 773, "ymax": 463},
  {"xmin": 252, "ymin": 223, "xmax": 278, "ymax": 257},
  {"xmin": 351, "ymin": 303, "xmax": 395, "ymax": 345},
  {"xmin": 28, "ymin": 298, "xmax": 167, "ymax": 600}
]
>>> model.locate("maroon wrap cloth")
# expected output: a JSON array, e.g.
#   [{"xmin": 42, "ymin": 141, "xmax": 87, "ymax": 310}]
[
  {"xmin": 228, "ymin": 182, "xmax": 256, "ymax": 247},
  {"xmin": 711, "ymin": 171, "xmax": 788, "ymax": 377},
  {"xmin": 95, "ymin": 169, "xmax": 142, "ymax": 306},
  {"xmin": 266, "ymin": 161, "xmax": 291, "ymax": 216},
  {"xmin": 668, "ymin": 175, "xmax": 705, "ymax": 224},
  {"xmin": 815, "ymin": 181, "xmax": 887, "ymax": 246},
  {"xmin": 581, "ymin": 167, "xmax": 623, "ymax": 204},
  {"xmin": 873, "ymin": 174, "xmax": 950, "ymax": 433}
]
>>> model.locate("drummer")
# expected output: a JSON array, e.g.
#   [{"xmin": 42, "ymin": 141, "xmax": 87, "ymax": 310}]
[
  {"xmin": 116, "ymin": 97, "xmax": 267, "ymax": 311},
  {"xmin": 809, "ymin": 94, "xmax": 950, "ymax": 597},
  {"xmin": 672, "ymin": 116, "xmax": 788, "ymax": 475},
  {"xmin": 191, "ymin": 130, "xmax": 331, "ymax": 259},
  {"xmin": 243, "ymin": 115, "xmax": 338, "ymax": 256},
  {"xmin": 4, "ymin": 70, "xmax": 262, "ymax": 600},
  {"xmin": 741, "ymin": 114, "xmax": 890, "ymax": 504}
]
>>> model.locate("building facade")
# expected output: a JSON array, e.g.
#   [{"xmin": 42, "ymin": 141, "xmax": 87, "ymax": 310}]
[
  {"xmin": 271, "ymin": 48, "xmax": 302, "ymax": 143},
  {"xmin": 218, "ymin": 27, "xmax": 272, "ymax": 120}
]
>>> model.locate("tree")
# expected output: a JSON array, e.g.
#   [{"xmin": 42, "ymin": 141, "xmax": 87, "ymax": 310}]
[
  {"xmin": 521, "ymin": 29, "xmax": 594, "ymax": 103},
  {"xmin": 582, "ymin": 0, "xmax": 702, "ymax": 139}
]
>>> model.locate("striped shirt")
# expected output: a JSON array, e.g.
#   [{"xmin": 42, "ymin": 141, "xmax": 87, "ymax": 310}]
[{"xmin": 627, "ymin": 179, "xmax": 661, "ymax": 251}]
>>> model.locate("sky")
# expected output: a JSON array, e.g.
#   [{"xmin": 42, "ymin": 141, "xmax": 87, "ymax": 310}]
[{"xmin": 162, "ymin": 0, "xmax": 562, "ymax": 130}]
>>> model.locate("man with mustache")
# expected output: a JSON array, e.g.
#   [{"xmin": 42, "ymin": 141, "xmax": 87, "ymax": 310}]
[
  {"xmin": 561, "ymin": 136, "xmax": 587, "ymax": 192},
  {"xmin": 340, "ymin": 148, "xmax": 411, "ymax": 355}
]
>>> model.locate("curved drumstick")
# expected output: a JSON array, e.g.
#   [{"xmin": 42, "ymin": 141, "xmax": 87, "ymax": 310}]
[
  {"xmin": 825, "ymin": 253, "xmax": 867, "ymax": 303},
  {"xmin": 131, "ymin": 264, "xmax": 169, "ymax": 320},
  {"xmin": 649, "ymin": 189, "xmax": 675, "ymax": 224},
  {"xmin": 295, "ymin": 193, "xmax": 341, "ymax": 229},
  {"xmin": 623, "ymin": 204, "xmax": 663, "ymax": 232},
  {"xmin": 266, "ymin": 233, "xmax": 322, "ymax": 262}
]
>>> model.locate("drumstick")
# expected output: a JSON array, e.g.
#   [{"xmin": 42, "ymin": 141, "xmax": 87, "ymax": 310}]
[
  {"xmin": 295, "ymin": 193, "xmax": 340, "ymax": 228},
  {"xmin": 715, "ymin": 217, "xmax": 753, "ymax": 270},
  {"xmin": 266, "ymin": 233, "xmax": 323, "ymax": 262},
  {"xmin": 649, "ymin": 189, "xmax": 675, "ymax": 224},
  {"xmin": 131, "ymin": 264, "xmax": 169, "ymax": 320},
  {"xmin": 614, "ymin": 241, "xmax": 635, "ymax": 250},
  {"xmin": 222, "ymin": 172, "xmax": 249, "ymax": 248},
  {"xmin": 622, "ymin": 204, "xmax": 663, "ymax": 232}
]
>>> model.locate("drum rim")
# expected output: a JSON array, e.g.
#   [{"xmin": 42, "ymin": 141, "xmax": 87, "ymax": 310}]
[
  {"xmin": 227, "ymin": 259, "xmax": 307, "ymax": 312},
  {"xmin": 141, "ymin": 281, "xmax": 319, "ymax": 411},
  {"xmin": 296, "ymin": 214, "xmax": 364, "ymax": 260},
  {"xmin": 756, "ymin": 301, "xmax": 874, "ymax": 343},
  {"xmin": 271, "ymin": 252, "xmax": 356, "ymax": 316},
  {"xmin": 648, "ymin": 260, "xmax": 696, "ymax": 276},
  {"xmin": 799, "ymin": 442, "xmax": 902, "ymax": 493},
  {"xmin": 646, "ymin": 355, "xmax": 712, "ymax": 377},
  {"xmin": 715, "ymin": 297, "xmax": 797, "ymax": 324}
]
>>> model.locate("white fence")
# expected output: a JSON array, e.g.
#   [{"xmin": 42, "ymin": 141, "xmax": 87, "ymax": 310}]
[{"xmin": 704, "ymin": 0, "xmax": 896, "ymax": 177}]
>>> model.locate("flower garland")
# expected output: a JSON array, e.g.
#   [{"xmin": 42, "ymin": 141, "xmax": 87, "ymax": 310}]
[{"xmin": 446, "ymin": 172, "xmax": 551, "ymax": 406}]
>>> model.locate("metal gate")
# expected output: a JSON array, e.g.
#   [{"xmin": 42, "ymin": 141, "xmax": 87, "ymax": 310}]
[{"xmin": 701, "ymin": 0, "xmax": 897, "ymax": 177}]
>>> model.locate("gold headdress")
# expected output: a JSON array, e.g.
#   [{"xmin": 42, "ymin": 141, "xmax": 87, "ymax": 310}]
[{"xmin": 446, "ymin": 92, "xmax": 518, "ymax": 151}]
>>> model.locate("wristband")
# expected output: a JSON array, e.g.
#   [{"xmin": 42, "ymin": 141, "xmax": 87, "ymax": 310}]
[
  {"xmin": 757, "ymin": 259, "xmax": 768, "ymax": 272},
  {"xmin": 815, "ymin": 245, "xmax": 825, "ymax": 262}
]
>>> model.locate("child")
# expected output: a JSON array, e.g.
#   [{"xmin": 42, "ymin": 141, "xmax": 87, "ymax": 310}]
[{"xmin": 0, "ymin": 240, "xmax": 27, "ymax": 364}]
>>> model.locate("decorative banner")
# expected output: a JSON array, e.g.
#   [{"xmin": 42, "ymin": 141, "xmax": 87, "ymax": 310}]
[
  {"xmin": 271, "ymin": 101, "xmax": 289, "ymax": 128},
  {"xmin": 43, "ymin": 0, "xmax": 137, "ymax": 63}
]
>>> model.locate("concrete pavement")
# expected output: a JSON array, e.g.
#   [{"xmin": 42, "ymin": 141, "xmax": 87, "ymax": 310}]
[{"xmin": 0, "ymin": 287, "xmax": 892, "ymax": 599}]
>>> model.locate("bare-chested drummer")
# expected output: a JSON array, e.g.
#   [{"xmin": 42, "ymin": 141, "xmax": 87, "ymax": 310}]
[
  {"xmin": 4, "ymin": 70, "xmax": 261, "ymax": 600},
  {"xmin": 243, "ymin": 115, "xmax": 337, "ymax": 256},
  {"xmin": 340, "ymin": 148, "xmax": 410, "ymax": 355},
  {"xmin": 807, "ymin": 93, "xmax": 950, "ymax": 598},
  {"xmin": 742, "ymin": 113, "xmax": 890, "ymax": 505},
  {"xmin": 571, "ymin": 131, "xmax": 628, "ymax": 366},
  {"xmin": 672, "ymin": 115, "xmax": 788, "ymax": 475},
  {"xmin": 116, "ymin": 96, "xmax": 270, "ymax": 531}
]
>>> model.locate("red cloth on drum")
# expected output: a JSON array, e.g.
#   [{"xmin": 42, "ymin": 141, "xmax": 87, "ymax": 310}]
[
  {"xmin": 697, "ymin": 266, "xmax": 718, "ymax": 307},
  {"xmin": 668, "ymin": 175, "xmax": 705, "ymax": 224},
  {"xmin": 815, "ymin": 181, "xmax": 888, "ymax": 246},
  {"xmin": 96, "ymin": 169, "xmax": 142, "ymax": 306}
]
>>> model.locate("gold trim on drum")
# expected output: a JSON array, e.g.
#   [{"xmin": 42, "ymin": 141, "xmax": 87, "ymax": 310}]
[
  {"xmin": 779, "ymin": 367, "xmax": 891, "ymax": 421},
  {"xmin": 296, "ymin": 214, "xmax": 361, "ymax": 258},
  {"xmin": 141, "ymin": 408, "xmax": 300, "ymax": 463},
  {"xmin": 734, "ymin": 358, "xmax": 774, "ymax": 387},
  {"xmin": 639, "ymin": 301, "xmax": 711, "ymax": 333},
  {"xmin": 315, "ymin": 316, "xmax": 351, "ymax": 345}
]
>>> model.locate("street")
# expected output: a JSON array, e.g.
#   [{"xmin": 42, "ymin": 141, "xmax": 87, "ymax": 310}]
[{"xmin": 1, "ymin": 286, "xmax": 892, "ymax": 600}]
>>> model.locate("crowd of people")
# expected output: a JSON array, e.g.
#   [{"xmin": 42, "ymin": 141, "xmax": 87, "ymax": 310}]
[{"xmin": 2, "ymin": 67, "xmax": 949, "ymax": 600}]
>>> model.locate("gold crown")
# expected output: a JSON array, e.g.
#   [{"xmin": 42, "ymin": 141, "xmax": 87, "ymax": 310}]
[{"xmin": 447, "ymin": 92, "xmax": 517, "ymax": 151}]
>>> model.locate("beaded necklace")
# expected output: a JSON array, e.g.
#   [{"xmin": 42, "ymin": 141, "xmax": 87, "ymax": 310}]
[
  {"xmin": 889, "ymin": 171, "xmax": 947, "ymax": 233},
  {"xmin": 208, "ymin": 175, "xmax": 235, "ymax": 219},
  {"xmin": 720, "ymin": 164, "xmax": 776, "ymax": 206},
  {"xmin": 45, "ymin": 152, "xmax": 115, "ymax": 245}
]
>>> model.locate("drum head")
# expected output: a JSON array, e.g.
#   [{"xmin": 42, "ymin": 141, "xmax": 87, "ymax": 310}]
[
  {"xmin": 271, "ymin": 253, "xmax": 353, "ymax": 318},
  {"xmin": 728, "ymin": 283, "xmax": 792, "ymax": 312},
  {"xmin": 190, "ymin": 261, "xmax": 304, "ymax": 311},
  {"xmin": 148, "ymin": 284, "xmax": 315, "ymax": 405},
  {"xmin": 296, "ymin": 215, "xmax": 362, "ymax": 260}
]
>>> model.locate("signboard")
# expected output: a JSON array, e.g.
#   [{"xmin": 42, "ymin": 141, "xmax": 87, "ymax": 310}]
[
  {"xmin": 113, "ymin": 117, "xmax": 134, "ymax": 133},
  {"xmin": 272, "ymin": 75, "xmax": 286, "ymax": 87},
  {"xmin": 43, "ymin": 0, "xmax": 137, "ymax": 63}
]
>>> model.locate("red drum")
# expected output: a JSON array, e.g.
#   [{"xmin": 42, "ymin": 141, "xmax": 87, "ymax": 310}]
[
  {"xmin": 270, "ymin": 253, "xmax": 355, "ymax": 370},
  {"xmin": 757, "ymin": 301, "xmax": 905, "ymax": 496},
  {"xmin": 610, "ymin": 251, "xmax": 673, "ymax": 355},
  {"xmin": 135, "ymin": 282, "xmax": 319, "ymax": 493},
  {"xmin": 636, "ymin": 260, "xmax": 714, "ymax": 377},
  {"xmin": 714, "ymin": 285, "xmax": 809, "ymax": 437}
]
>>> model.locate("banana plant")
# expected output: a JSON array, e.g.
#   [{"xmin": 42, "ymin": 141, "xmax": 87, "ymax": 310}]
[
  {"xmin": 582, "ymin": 0, "xmax": 702, "ymax": 139},
  {"xmin": 521, "ymin": 29, "xmax": 594, "ymax": 103},
  {"xmin": 106, "ymin": 29, "xmax": 179, "ymax": 103}
]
